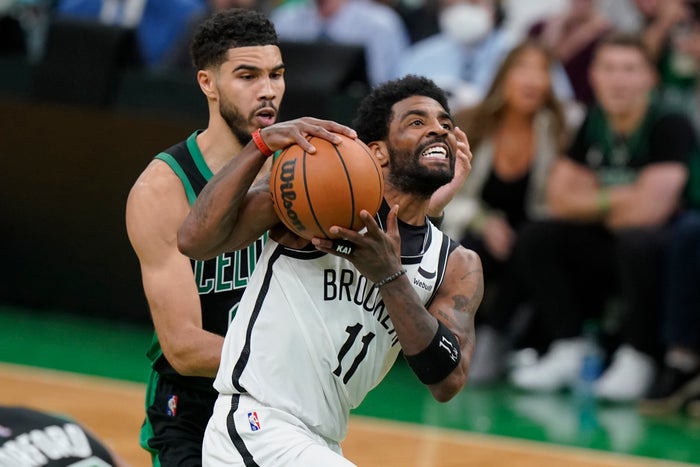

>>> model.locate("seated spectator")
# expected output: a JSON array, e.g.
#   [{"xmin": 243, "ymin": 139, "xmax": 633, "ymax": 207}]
[
  {"xmin": 509, "ymin": 33, "xmax": 695, "ymax": 402},
  {"xmin": 395, "ymin": 0, "xmax": 513, "ymax": 108},
  {"xmin": 529, "ymin": 0, "xmax": 613, "ymax": 105},
  {"xmin": 639, "ymin": 148, "xmax": 700, "ymax": 415},
  {"xmin": 442, "ymin": 39, "xmax": 568, "ymax": 384},
  {"xmin": 396, "ymin": 0, "xmax": 574, "ymax": 109},
  {"xmin": 631, "ymin": 0, "xmax": 700, "ymax": 112},
  {"xmin": 269, "ymin": 0, "xmax": 410, "ymax": 86},
  {"xmin": 55, "ymin": 0, "xmax": 205, "ymax": 66},
  {"xmin": 638, "ymin": 208, "xmax": 700, "ymax": 415}
]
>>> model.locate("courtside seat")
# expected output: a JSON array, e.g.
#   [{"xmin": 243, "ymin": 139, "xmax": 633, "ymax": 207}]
[{"xmin": 31, "ymin": 17, "xmax": 141, "ymax": 108}]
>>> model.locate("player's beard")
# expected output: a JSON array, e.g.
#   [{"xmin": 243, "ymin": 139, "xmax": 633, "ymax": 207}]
[
  {"xmin": 219, "ymin": 95, "xmax": 253, "ymax": 146},
  {"xmin": 386, "ymin": 140, "xmax": 454, "ymax": 198}
]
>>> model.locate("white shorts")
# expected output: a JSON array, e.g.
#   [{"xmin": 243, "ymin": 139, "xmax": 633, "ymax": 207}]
[{"xmin": 202, "ymin": 394, "xmax": 356, "ymax": 467}]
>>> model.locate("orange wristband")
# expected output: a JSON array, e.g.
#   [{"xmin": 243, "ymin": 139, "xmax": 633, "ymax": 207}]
[{"xmin": 252, "ymin": 128, "xmax": 274, "ymax": 158}]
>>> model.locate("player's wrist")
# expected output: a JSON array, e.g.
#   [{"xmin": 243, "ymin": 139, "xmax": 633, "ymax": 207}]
[
  {"xmin": 375, "ymin": 268, "xmax": 407, "ymax": 288},
  {"xmin": 252, "ymin": 128, "xmax": 274, "ymax": 158}
]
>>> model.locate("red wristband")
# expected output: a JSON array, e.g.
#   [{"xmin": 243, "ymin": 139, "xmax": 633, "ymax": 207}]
[{"xmin": 252, "ymin": 128, "xmax": 274, "ymax": 158}]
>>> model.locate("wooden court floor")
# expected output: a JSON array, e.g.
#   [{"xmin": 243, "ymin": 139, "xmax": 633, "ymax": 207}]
[{"xmin": 0, "ymin": 363, "xmax": 694, "ymax": 467}]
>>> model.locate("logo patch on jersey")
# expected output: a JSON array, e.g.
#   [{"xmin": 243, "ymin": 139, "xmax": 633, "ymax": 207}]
[
  {"xmin": 248, "ymin": 411, "xmax": 261, "ymax": 431},
  {"xmin": 166, "ymin": 395, "xmax": 178, "ymax": 417},
  {"xmin": 417, "ymin": 266, "xmax": 436, "ymax": 279}
]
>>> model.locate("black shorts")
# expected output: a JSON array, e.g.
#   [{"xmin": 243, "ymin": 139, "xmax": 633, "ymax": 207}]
[{"xmin": 141, "ymin": 372, "xmax": 218, "ymax": 467}]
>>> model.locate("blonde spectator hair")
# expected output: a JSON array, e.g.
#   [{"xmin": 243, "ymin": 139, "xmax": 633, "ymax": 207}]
[{"xmin": 456, "ymin": 39, "xmax": 567, "ymax": 152}]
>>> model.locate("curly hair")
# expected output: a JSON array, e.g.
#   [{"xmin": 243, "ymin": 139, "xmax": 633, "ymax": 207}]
[
  {"xmin": 190, "ymin": 8, "xmax": 279, "ymax": 71},
  {"xmin": 353, "ymin": 75, "xmax": 451, "ymax": 145}
]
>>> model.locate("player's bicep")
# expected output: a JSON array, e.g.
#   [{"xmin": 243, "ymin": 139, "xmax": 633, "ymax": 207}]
[{"xmin": 125, "ymin": 172, "xmax": 203, "ymax": 331}]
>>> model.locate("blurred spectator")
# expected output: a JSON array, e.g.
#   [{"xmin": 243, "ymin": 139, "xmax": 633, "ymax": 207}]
[
  {"xmin": 158, "ymin": 0, "xmax": 267, "ymax": 70},
  {"xmin": 395, "ymin": 0, "xmax": 514, "ymax": 108},
  {"xmin": 638, "ymin": 209, "xmax": 700, "ymax": 415},
  {"xmin": 269, "ymin": 0, "xmax": 410, "ymax": 86},
  {"xmin": 509, "ymin": 33, "xmax": 694, "ymax": 402},
  {"xmin": 373, "ymin": 0, "xmax": 440, "ymax": 44},
  {"xmin": 631, "ymin": 0, "xmax": 700, "ymax": 108},
  {"xmin": 442, "ymin": 39, "xmax": 568, "ymax": 384},
  {"xmin": 55, "ymin": 0, "xmax": 206, "ymax": 66},
  {"xmin": 500, "ymin": 0, "xmax": 571, "ymax": 39},
  {"xmin": 0, "ymin": 0, "xmax": 53, "ymax": 61},
  {"xmin": 529, "ymin": 0, "xmax": 613, "ymax": 105},
  {"xmin": 638, "ymin": 149, "xmax": 700, "ymax": 415}
]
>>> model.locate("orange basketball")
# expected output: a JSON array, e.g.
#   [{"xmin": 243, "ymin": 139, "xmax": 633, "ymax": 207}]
[{"xmin": 270, "ymin": 134, "xmax": 384, "ymax": 240}]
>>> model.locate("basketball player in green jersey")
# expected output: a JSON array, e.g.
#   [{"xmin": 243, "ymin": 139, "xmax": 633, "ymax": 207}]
[{"xmin": 126, "ymin": 9, "xmax": 347, "ymax": 466}]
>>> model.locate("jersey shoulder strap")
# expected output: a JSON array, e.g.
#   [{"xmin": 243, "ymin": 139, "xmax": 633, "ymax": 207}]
[{"xmin": 155, "ymin": 130, "xmax": 212, "ymax": 205}]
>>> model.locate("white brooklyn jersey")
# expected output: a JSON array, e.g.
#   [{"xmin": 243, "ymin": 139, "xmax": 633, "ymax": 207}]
[{"xmin": 213, "ymin": 217, "xmax": 455, "ymax": 442}]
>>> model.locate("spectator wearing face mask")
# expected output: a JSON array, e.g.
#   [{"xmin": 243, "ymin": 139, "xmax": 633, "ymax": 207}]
[{"xmin": 394, "ymin": 0, "xmax": 513, "ymax": 109}]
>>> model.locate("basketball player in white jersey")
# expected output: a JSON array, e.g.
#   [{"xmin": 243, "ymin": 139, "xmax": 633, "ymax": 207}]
[{"xmin": 179, "ymin": 75, "xmax": 483, "ymax": 466}]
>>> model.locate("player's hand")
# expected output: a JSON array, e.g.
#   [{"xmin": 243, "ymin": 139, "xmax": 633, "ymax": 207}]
[
  {"xmin": 427, "ymin": 127, "xmax": 472, "ymax": 217},
  {"xmin": 311, "ymin": 205, "xmax": 403, "ymax": 283},
  {"xmin": 259, "ymin": 117, "xmax": 357, "ymax": 154}
]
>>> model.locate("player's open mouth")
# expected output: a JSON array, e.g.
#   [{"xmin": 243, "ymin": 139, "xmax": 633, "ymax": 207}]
[
  {"xmin": 421, "ymin": 145, "xmax": 448, "ymax": 159},
  {"xmin": 255, "ymin": 109, "xmax": 276, "ymax": 126}
]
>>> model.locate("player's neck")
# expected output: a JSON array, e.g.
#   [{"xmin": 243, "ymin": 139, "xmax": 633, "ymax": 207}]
[
  {"xmin": 196, "ymin": 121, "xmax": 245, "ymax": 174},
  {"xmin": 384, "ymin": 187, "xmax": 430, "ymax": 226}
]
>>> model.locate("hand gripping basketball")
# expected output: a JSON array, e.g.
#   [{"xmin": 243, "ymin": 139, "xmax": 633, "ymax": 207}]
[{"xmin": 270, "ymin": 133, "xmax": 384, "ymax": 240}]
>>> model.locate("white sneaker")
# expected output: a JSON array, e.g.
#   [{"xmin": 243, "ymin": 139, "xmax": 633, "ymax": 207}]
[
  {"xmin": 510, "ymin": 338, "xmax": 586, "ymax": 392},
  {"xmin": 593, "ymin": 345, "xmax": 655, "ymax": 402}
]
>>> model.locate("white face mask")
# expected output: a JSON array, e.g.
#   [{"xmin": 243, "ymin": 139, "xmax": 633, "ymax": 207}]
[{"xmin": 439, "ymin": 3, "xmax": 494, "ymax": 45}]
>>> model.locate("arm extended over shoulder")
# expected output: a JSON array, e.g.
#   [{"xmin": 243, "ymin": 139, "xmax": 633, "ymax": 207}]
[{"xmin": 178, "ymin": 118, "xmax": 357, "ymax": 260}]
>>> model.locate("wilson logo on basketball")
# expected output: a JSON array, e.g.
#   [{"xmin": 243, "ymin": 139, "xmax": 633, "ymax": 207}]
[
  {"xmin": 270, "ymin": 134, "xmax": 383, "ymax": 240},
  {"xmin": 278, "ymin": 159, "xmax": 306, "ymax": 233}
]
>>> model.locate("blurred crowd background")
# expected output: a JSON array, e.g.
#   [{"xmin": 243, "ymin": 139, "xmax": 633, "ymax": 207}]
[{"xmin": 1, "ymin": 0, "xmax": 700, "ymax": 422}]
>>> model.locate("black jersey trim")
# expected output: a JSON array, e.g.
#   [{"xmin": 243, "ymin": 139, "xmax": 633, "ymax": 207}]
[
  {"xmin": 231, "ymin": 244, "xmax": 285, "ymax": 392},
  {"xmin": 282, "ymin": 246, "xmax": 327, "ymax": 260},
  {"xmin": 186, "ymin": 130, "xmax": 214, "ymax": 181},
  {"xmin": 155, "ymin": 152, "xmax": 198, "ymax": 205},
  {"xmin": 226, "ymin": 395, "xmax": 261, "ymax": 467},
  {"xmin": 425, "ymin": 229, "xmax": 452, "ymax": 308}
]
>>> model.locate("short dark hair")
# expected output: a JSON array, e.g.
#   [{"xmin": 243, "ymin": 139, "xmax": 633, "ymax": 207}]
[
  {"xmin": 191, "ymin": 8, "xmax": 279, "ymax": 71},
  {"xmin": 353, "ymin": 75, "xmax": 451, "ymax": 144},
  {"xmin": 594, "ymin": 32, "xmax": 655, "ymax": 68}
]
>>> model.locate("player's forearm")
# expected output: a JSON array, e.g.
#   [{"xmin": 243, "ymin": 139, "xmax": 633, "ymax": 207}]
[
  {"xmin": 381, "ymin": 278, "xmax": 468, "ymax": 401},
  {"xmin": 164, "ymin": 331, "xmax": 224, "ymax": 378},
  {"xmin": 380, "ymin": 277, "xmax": 440, "ymax": 355},
  {"xmin": 179, "ymin": 144, "xmax": 267, "ymax": 260}
]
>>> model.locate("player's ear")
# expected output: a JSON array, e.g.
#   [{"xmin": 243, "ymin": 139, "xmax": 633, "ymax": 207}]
[
  {"xmin": 197, "ymin": 70, "xmax": 218, "ymax": 100},
  {"xmin": 368, "ymin": 141, "xmax": 390, "ymax": 167}
]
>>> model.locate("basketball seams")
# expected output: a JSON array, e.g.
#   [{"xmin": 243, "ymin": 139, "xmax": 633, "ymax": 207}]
[
  {"xmin": 331, "ymin": 141, "xmax": 357, "ymax": 231},
  {"xmin": 270, "ymin": 134, "xmax": 383, "ymax": 240},
  {"xmin": 270, "ymin": 147, "xmax": 285, "ymax": 219},
  {"xmin": 303, "ymin": 138, "xmax": 332, "ymax": 239}
]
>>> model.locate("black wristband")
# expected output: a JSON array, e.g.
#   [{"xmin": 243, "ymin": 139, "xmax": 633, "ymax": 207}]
[{"xmin": 404, "ymin": 319, "xmax": 461, "ymax": 385}]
